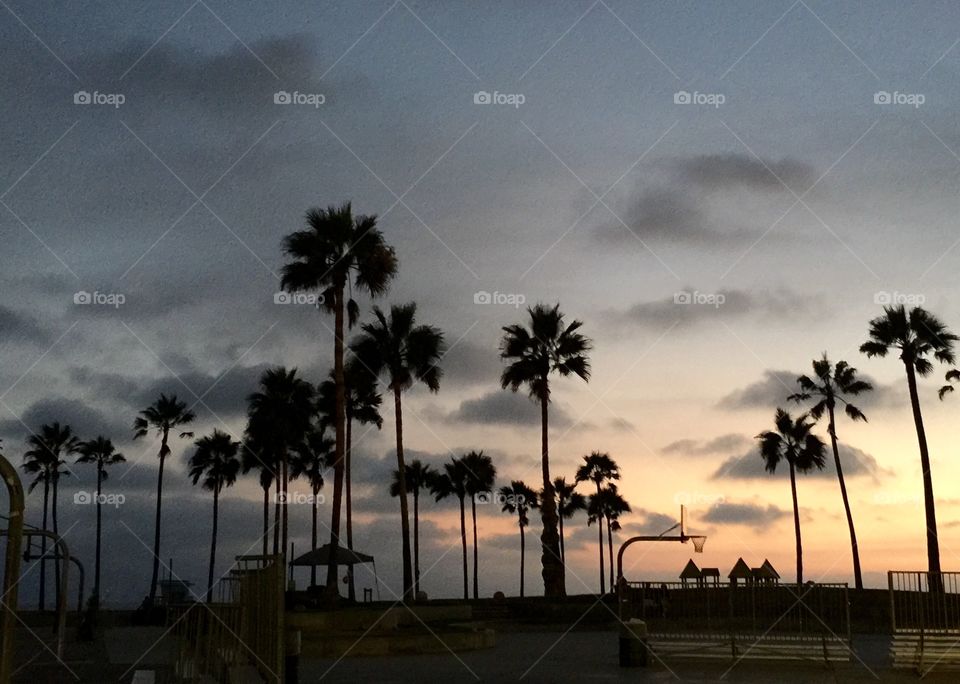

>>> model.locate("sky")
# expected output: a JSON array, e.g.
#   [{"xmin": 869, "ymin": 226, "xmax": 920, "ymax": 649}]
[{"xmin": 4, "ymin": 0, "xmax": 960, "ymax": 608}]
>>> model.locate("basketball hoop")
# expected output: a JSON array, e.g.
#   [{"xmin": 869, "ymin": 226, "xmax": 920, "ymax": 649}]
[{"xmin": 686, "ymin": 535, "xmax": 707, "ymax": 553}]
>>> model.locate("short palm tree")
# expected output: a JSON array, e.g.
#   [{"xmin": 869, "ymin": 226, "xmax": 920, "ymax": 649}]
[
  {"xmin": 291, "ymin": 423, "xmax": 334, "ymax": 587},
  {"xmin": 76, "ymin": 436, "xmax": 126, "ymax": 604},
  {"xmin": 246, "ymin": 367, "xmax": 315, "ymax": 562},
  {"xmin": 861, "ymin": 305, "xmax": 957, "ymax": 586},
  {"xmin": 939, "ymin": 369, "xmax": 960, "ymax": 400},
  {"xmin": 789, "ymin": 353, "xmax": 871, "ymax": 589},
  {"xmin": 351, "ymin": 302, "xmax": 445, "ymax": 600},
  {"xmin": 554, "ymin": 477, "xmax": 586, "ymax": 566},
  {"xmin": 463, "ymin": 451, "xmax": 496, "ymax": 599},
  {"xmin": 499, "ymin": 481, "xmax": 538, "ymax": 597},
  {"xmin": 757, "ymin": 409, "xmax": 827, "ymax": 585},
  {"xmin": 501, "ymin": 303, "xmax": 591, "ymax": 597},
  {"xmin": 431, "ymin": 458, "xmax": 470, "ymax": 599},
  {"xmin": 23, "ymin": 423, "xmax": 79, "ymax": 610},
  {"xmin": 390, "ymin": 459, "xmax": 436, "ymax": 597},
  {"xmin": 188, "ymin": 430, "xmax": 241, "ymax": 601},
  {"xmin": 590, "ymin": 484, "xmax": 631, "ymax": 591},
  {"xmin": 134, "ymin": 394, "xmax": 195, "ymax": 605},
  {"xmin": 281, "ymin": 202, "xmax": 397, "ymax": 594},
  {"xmin": 575, "ymin": 452, "xmax": 620, "ymax": 594}
]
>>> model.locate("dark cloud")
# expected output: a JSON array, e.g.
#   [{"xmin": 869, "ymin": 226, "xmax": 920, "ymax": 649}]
[
  {"xmin": 441, "ymin": 339, "xmax": 502, "ymax": 387},
  {"xmin": 446, "ymin": 390, "xmax": 573, "ymax": 427},
  {"xmin": 711, "ymin": 444, "xmax": 891, "ymax": 480},
  {"xmin": 662, "ymin": 433, "xmax": 752, "ymax": 456},
  {"xmin": 672, "ymin": 153, "xmax": 815, "ymax": 193},
  {"xmin": 0, "ymin": 395, "xmax": 129, "ymax": 443},
  {"xmin": 0, "ymin": 306, "xmax": 51, "ymax": 345},
  {"xmin": 701, "ymin": 501, "xmax": 788, "ymax": 527},
  {"xmin": 614, "ymin": 288, "xmax": 818, "ymax": 329},
  {"xmin": 717, "ymin": 369, "xmax": 904, "ymax": 411},
  {"xmin": 596, "ymin": 187, "xmax": 713, "ymax": 244}
]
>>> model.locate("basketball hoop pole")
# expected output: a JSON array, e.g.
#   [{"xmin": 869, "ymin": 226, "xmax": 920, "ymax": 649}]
[{"xmin": 615, "ymin": 531, "xmax": 707, "ymax": 621}]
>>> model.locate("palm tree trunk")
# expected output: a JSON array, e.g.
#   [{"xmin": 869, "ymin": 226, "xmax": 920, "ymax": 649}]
[
  {"xmin": 905, "ymin": 362, "xmax": 943, "ymax": 591},
  {"xmin": 346, "ymin": 415, "xmax": 356, "ymax": 601},
  {"xmin": 207, "ymin": 486, "xmax": 219, "ymax": 603},
  {"xmin": 393, "ymin": 386, "xmax": 414, "ymax": 600},
  {"xmin": 39, "ymin": 480, "xmax": 49, "ymax": 611},
  {"xmin": 281, "ymin": 453, "xmax": 289, "ymax": 562},
  {"xmin": 149, "ymin": 433, "xmax": 168, "ymax": 605},
  {"xmin": 607, "ymin": 516, "xmax": 615, "ymax": 592},
  {"xmin": 326, "ymin": 285, "xmax": 347, "ymax": 595},
  {"xmin": 458, "ymin": 497, "xmax": 468, "ymax": 600},
  {"xmin": 311, "ymin": 486, "xmax": 318, "ymax": 588},
  {"xmin": 52, "ymin": 473, "xmax": 60, "ymax": 609},
  {"xmin": 789, "ymin": 462, "xmax": 803, "ymax": 586},
  {"xmin": 471, "ymin": 496, "xmax": 479, "ymax": 599},
  {"xmin": 827, "ymin": 405, "xmax": 863, "ymax": 590},
  {"xmin": 413, "ymin": 488, "xmax": 420, "ymax": 598},
  {"xmin": 596, "ymin": 482, "xmax": 605, "ymax": 595},
  {"xmin": 94, "ymin": 467, "xmax": 103, "ymax": 603},
  {"xmin": 520, "ymin": 521, "xmax": 525, "ymax": 598},
  {"xmin": 538, "ymin": 394, "xmax": 564, "ymax": 597},
  {"xmin": 558, "ymin": 513, "xmax": 565, "ymax": 565},
  {"xmin": 273, "ymin": 476, "xmax": 280, "ymax": 555},
  {"xmin": 261, "ymin": 482, "xmax": 269, "ymax": 557}
]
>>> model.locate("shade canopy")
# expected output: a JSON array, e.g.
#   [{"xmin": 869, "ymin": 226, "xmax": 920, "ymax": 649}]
[{"xmin": 290, "ymin": 544, "xmax": 374, "ymax": 567}]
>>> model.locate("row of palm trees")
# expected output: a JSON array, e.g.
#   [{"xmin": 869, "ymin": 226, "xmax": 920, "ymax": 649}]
[{"xmin": 758, "ymin": 304, "xmax": 959, "ymax": 591}]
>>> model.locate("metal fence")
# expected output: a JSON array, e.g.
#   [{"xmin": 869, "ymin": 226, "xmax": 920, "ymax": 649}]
[{"xmin": 889, "ymin": 571, "xmax": 960, "ymax": 633}]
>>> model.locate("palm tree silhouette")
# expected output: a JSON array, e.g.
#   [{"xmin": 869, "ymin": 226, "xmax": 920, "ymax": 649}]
[
  {"xmin": 554, "ymin": 477, "xmax": 586, "ymax": 567},
  {"xmin": 789, "ymin": 353, "xmax": 871, "ymax": 589},
  {"xmin": 861, "ymin": 305, "xmax": 957, "ymax": 587},
  {"xmin": 575, "ymin": 452, "xmax": 620, "ymax": 594},
  {"xmin": 463, "ymin": 451, "xmax": 496, "ymax": 599},
  {"xmin": 240, "ymin": 432, "xmax": 275, "ymax": 557},
  {"xmin": 133, "ymin": 394, "xmax": 195, "ymax": 605},
  {"xmin": 281, "ymin": 202, "xmax": 397, "ymax": 594},
  {"xmin": 351, "ymin": 302, "xmax": 445, "ymax": 599},
  {"xmin": 499, "ymin": 480, "xmax": 538, "ymax": 597},
  {"xmin": 390, "ymin": 459, "xmax": 436, "ymax": 597},
  {"xmin": 501, "ymin": 303, "xmax": 592, "ymax": 597},
  {"xmin": 188, "ymin": 430, "xmax": 241, "ymax": 602},
  {"xmin": 431, "ymin": 457, "xmax": 470, "ymax": 599},
  {"xmin": 291, "ymin": 423, "xmax": 334, "ymax": 587},
  {"xmin": 939, "ymin": 368, "xmax": 960, "ymax": 400},
  {"xmin": 317, "ymin": 360, "xmax": 383, "ymax": 599},
  {"xmin": 589, "ymin": 484, "xmax": 631, "ymax": 590},
  {"xmin": 246, "ymin": 368, "xmax": 315, "ymax": 564},
  {"xmin": 75, "ymin": 436, "xmax": 126, "ymax": 605},
  {"xmin": 757, "ymin": 408, "xmax": 826, "ymax": 585},
  {"xmin": 22, "ymin": 423, "xmax": 78, "ymax": 610}
]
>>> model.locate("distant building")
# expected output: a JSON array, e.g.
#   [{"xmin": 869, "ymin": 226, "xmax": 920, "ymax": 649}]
[
  {"xmin": 700, "ymin": 567, "xmax": 721, "ymax": 585},
  {"xmin": 751, "ymin": 559, "xmax": 780, "ymax": 585},
  {"xmin": 728, "ymin": 557, "xmax": 752, "ymax": 587},
  {"xmin": 679, "ymin": 559, "xmax": 701, "ymax": 586}
]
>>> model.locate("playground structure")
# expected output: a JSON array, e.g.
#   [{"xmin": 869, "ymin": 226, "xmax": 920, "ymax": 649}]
[
  {"xmin": 0, "ymin": 455, "xmax": 23, "ymax": 684},
  {"xmin": 889, "ymin": 570, "xmax": 960, "ymax": 673}
]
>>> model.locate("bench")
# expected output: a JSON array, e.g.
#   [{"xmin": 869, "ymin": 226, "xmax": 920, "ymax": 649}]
[{"xmin": 891, "ymin": 632, "xmax": 960, "ymax": 673}]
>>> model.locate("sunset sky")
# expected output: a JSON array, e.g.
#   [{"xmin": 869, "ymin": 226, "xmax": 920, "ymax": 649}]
[{"xmin": 4, "ymin": 1, "xmax": 960, "ymax": 607}]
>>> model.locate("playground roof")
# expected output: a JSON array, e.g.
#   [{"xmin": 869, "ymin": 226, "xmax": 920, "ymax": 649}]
[{"xmin": 290, "ymin": 544, "xmax": 375, "ymax": 566}]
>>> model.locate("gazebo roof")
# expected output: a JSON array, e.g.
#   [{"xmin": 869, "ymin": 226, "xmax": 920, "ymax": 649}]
[
  {"xmin": 290, "ymin": 544, "xmax": 375, "ymax": 566},
  {"xmin": 728, "ymin": 557, "xmax": 752, "ymax": 579},
  {"xmin": 679, "ymin": 559, "xmax": 701, "ymax": 579},
  {"xmin": 759, "ymin": 559, "xmax": 780, "ymax": 579}
]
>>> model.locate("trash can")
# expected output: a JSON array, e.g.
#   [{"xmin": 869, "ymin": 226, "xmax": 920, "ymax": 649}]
[{"xmin": 618, "ymin": 619, "xmax": 648, "ymax": 667}]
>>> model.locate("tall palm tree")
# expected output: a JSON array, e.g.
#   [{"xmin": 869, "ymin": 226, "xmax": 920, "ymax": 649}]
[
  {"xmin": 861, "ymin": 305, "xmax": 957, "ymax": 587},
  {"xmin": 554, "ymin": 476, "xmax": 586, "ymax": 566},
  {"xmin": 188, "ymin": 430, "xmax": 241, "ymax": 602},
  {"xmin": 390, "ymin": 459, "xmax": 435, "ymax": 597},
  {"xmin": 575, "ymin": 452, "xmax": 620, "ymax": 594},
  {"xmin": 590, "ymin": 484, "xmax": 631, "ymax": 591},
  {"xmin": 757, "ymin": 409, "xmax": 826, "ymax": 585},
  {"xmin": 240, "ymin": 433, "xmax": 275, "ymax": 557},
  {"xmin": 24, "ymin": 422, "xmax": 80, "ymax": 610},
  {"xmin": 789, "ymin": 353, "xmax": 872, "ymax": 589},
  {"xmin": 317, "ymin": 360, "xmax": 383, "ymax": 599},
  {"xmin": 134, "ymin": 394, "xmax": 195, "ymax": 605},
  {"xmin": 291, "ymin": 423, "xmax": 334, "ymax": 587},
  {"xmin": 351, "ymin": 302, "xmax": 445, "ymax": 600},
  {"xmin": 463, "ymin": 451, "xmax": 496, "ymax": 600},
  {"xmin": 501, "ymin": 303, "xmax": 591, "ymax": 597},
  {"xmin": 431, "ymin": 457, "xmax": 470, "ymax": 599},
  {"xmin": 75, "ymin": 436, "xmax": 126, "ymax": 604},
  {"xmin": 281, "ymin": 202, "xmax": 397, "ymax": 594},
  {"xmin": 499, "ymin": 481, "xmax": 538, "ymax": 597},
  {"xmin": 246, "ymin": 367, "xmax": 315, "ymax": 563}
]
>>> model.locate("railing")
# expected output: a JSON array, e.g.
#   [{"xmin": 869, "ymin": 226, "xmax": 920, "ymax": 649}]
[{"xmin": 889, "ymin": 571, "xmax": 960, "ymax": 633}]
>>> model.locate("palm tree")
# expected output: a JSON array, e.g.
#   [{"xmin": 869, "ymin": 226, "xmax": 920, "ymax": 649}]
[
  {"xmin": 431, "ymin": 458, "xmax": 470, "ymax": 599},
  {"xmin": 501, "ymin": 303, "xmax": 591, "ymax": 597},
  {"xmin": 188, "ymin": 430, "xmax": 241, "ymax": 601},
  {"xmin": 24, "ymin": 422, "xmax": 80, "ymax": 610},
  {"xmin": 390, "ymin": 459, "xmax": 436, "ymax": 597},
  {"xmin": 240, "ymin": 433, "xmax": 275, "ymax": 557},
  {"xmin": 861, "ymin": 305, "xmax": 957, "ymax": 587},
  {"xmin": 757, "ymin": 409, "xmax": 827, "ymax": 585},
  {"xmin": 351, "ymin": 303, "xmax": 445, "ymax": 599},
  {"xmin": 789, "ymin": 353, "xmax": 871, "ymax": 589},
  {"xmin": 75, "ymin": 436, "xmax": 126, "ymax": 604},
  {"xmin": 246, "ymin": 367, "xmax": 315, "ymax": 563},
  {"xmin": 499, "ymin": 481, "xmax": 538, "ymax": 597},
  {"xmin": 281, "ymin": 202, "xmax": 397, "ymax": 594},
  {"xmin": 592, "ymin": 484, "xmax": 631, "ymax": 591},
  {"xmin": 317, "ymin": 360, "xmax": 383, "ymax": 599},
  {"xmin": 291, "ymin": 423, "xmax": 334, "ymax": 587},
  {"xmin": 575, "ymin": 452, "xmax": 620, "ymax": 594},
  {"xmin": 554, "ymin": 477, "xmax": 586, "ymax": 566},
  {"xmin": 939, "ymin": 369, "xmax": 960, "ymax": 400},
  {"xmin": 463, "ymin": 451, "xmax": 496, "ymax": 599},
  {"xmin": 133, "ymin": 394, "xmax": 195, "ymax": 605}
]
